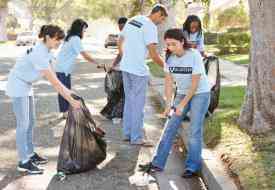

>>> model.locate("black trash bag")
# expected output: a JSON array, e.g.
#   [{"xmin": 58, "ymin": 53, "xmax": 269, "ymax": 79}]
[
  {"xmin": 101, "ymin": 70, "xmax": 124, "ymax": 119},
  {"xmin": 104, "ymin": 70, "xmax": 123, "ymax": 94},
  {"xmin": 57, "ymin": 95, "xmax": 107, "ymax": 175},
  {"xmin": 204, "ymin": 55, "xmax": 221, "ymax": 114}
]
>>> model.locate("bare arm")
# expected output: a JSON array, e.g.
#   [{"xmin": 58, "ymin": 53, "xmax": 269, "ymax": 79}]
[
  {"xmin": 111, "ymin": 54, "xmax": 122, "ymax": 68},
  {"xmin": 147, "ymin": 44, "xmax": 165, "ymax": 67},
  {"xmin": 118, "ymin": 36, "xmax": 124, "ymax": 57},
  {"xmin": 164, "ymin": 73, "xmax": 174, "ymax": 107},
  {"xmin": 175, "ymin": 74, "xmax": 201, "ymax": 115},
  {"xmin": 80, "ymin": 51, "xmax": 97, "ymax": 65},
  {"xmin": 41, "ymin": 68, "xmax": 80, "ymax": 109},
  {"xmin": 162, "ymin": 73, "xmax": 174, "ymax": 116}
]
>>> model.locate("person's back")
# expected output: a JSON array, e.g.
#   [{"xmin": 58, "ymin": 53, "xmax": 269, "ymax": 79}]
[
  {"xmin": 119, "ymin": 15, "xmax": 158, "ymax": 76},
  {"xmin": 118, "ymin": 4, "xmax": 168, "ymax": 146}
]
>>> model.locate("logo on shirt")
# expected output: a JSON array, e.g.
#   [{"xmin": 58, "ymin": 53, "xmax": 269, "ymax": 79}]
[
  {"xmin": 128, "ymin": 20, "xmax": 143, "ymax": 28},
  {"xmin": 168, "ymin": 67, "xmax": 193, "ymax": 74}
]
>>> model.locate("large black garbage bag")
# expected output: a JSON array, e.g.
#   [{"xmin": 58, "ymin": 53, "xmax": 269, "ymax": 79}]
[
  {"xmin": 57, "ymin": 95, "xmax": 107, "ymax": 175},
  {"xmin": 101, "ymin": 70, "xmax": 124, "ymax": 119},
  {"xmin": 104, "ymin": 70, "xmax": 123, "ymax": 94},
  {"xmin": 204, "ymin": 56, "xmax": 221, "ymax": 114}
]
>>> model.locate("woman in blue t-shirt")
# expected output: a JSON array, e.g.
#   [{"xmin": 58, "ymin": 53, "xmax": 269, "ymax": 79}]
[
  {"xmin": 6, "ymin": 25, "xmax": 81, "ymax": 175},
  {"xmin": 139, "ymin": 28, "xmax": 210, "ymax": 178},
  {"xmin": 55, "ymin": 19, "xmax": 98, "ymax": 119},
  {"xmin": 183, "ymin": 15, "xmax": 205, "ymax": 57}
]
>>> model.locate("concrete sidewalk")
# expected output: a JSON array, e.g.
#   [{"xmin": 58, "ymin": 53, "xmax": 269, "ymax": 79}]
[{"xmin": 148, "ymin": 58, "xmax": 246, "ymax": 190}]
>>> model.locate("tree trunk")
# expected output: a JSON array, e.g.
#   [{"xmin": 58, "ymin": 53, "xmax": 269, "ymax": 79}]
[
  {"xmin": 0, "ymin": 7, "xmax": 8, "ymax": 41},
  {"xmin": 157, "ymin": 0, "xmax": 176, "ymax": 56},
  {"xmin": 238, "ymin": 0, "xmax": 275, "ymax": 133}
]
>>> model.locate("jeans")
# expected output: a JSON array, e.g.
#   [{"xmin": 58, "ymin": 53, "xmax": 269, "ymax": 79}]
[
  {"xmin": 56, "ymin": 72, "xmax": 71, "ymax": 113},
  {"xmin": 11, "ymin": 96, "xmax": 35, "ymax": 163},
  {"xmin": 152, "ymin": 92, "xmax": 210, "ymax": 172},
  {"xmin": 122, "ymin": 72, "xmax": 149, "ymax": 143}
]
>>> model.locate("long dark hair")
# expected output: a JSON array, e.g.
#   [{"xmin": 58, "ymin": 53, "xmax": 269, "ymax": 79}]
[
  {"xmin": 65, "ymin": 19, "xmax": 88, "ymax": 41},
  {"xmin": 164, "ymin": 28, "xmax": 189, "ymax": 61},
  {"xmin": 182, "ymin": 15, "xmax": 202, "ymax": 38}
]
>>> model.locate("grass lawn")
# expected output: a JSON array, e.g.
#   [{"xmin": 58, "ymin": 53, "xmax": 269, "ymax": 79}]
[
  {"xmin": 204, "ymin": 86, "xmax": 275, "ymax": 190},
  {"xmin": 220, "ymin": 54, "xmax": 250, "ymax": 65},
  {"xmin": 147, "ymin": 60, "xmax": 165, "ymax": 78}
]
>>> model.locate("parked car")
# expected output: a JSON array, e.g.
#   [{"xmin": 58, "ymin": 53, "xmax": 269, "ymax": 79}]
[
  {"xmin": 16, "ymin": 31, "xmax": 37, "ymax": 46},
  {"xmin": 104, "ymin": 34, "xmax": 119, "ymax": 48}
]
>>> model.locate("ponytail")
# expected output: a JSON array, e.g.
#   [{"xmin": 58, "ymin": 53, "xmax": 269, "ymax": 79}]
[{"xmin": 41, "ymin": 25, "xmax": 65, "ymax": 42}]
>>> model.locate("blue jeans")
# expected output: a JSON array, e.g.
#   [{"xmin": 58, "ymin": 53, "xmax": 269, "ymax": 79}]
[
  {"xmin": 56, "ymin": 72, "xmax": 71, "ymax": 113},
  {"xmin": 122, "ymin": 72, "xmax": 149, "ymax": 143},
  {"xmin": 11, "ymin": 96, "xmax": 35, "ymax": 163},
  {"xmin": 152, "ymin": 92, "xmax": 210, "ymax": 172}
]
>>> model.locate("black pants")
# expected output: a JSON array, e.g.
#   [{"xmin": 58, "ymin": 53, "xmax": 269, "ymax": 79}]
[{"xmin": 56, "ymin": 72, "xmax": 71, "ymax": 113}]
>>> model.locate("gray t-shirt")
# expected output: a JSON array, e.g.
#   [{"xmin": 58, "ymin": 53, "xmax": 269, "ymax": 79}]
[
  {"xmin": 164, "ymin": 49, "xmax": 210, "ymax": 95},
  {"xmin": 6, "ymin": 42, "xmax": 51, "ymax": 97}
]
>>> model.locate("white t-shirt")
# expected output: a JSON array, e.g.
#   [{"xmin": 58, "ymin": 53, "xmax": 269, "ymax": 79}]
[
  {"xmin": 183, "ymin": 31, "xmax": 204, "ymax": 52},
  {"xmin": 164, "ymin": 49, "xmax": 210, "ymax": 95},
  {"xmin": 119, "ymin": 15, "xmax": 158, "ymax": 76}
]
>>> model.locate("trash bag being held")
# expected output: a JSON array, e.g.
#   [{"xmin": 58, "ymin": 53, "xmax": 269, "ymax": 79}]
[
  {"xmin": 57, "ymin": 95, "xmax": 106, "ymax": 175},
  {"xmin": 204, "ymin": 55, "xmax": 221, "ymax": 114},
  {"xmin": 104, "ymin": 70, "xmax": 123, "ymax": 94}
]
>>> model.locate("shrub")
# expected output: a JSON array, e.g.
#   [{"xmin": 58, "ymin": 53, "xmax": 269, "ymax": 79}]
[
  {"xmin": 217, "ymin": 32, "xmax": 250, "ymax": 54},
  {"xmin": 204, "ymin": 32, "xmax": 218, "ymax": 45}
]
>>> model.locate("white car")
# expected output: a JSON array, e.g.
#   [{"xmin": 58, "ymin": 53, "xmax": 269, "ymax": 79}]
[{"xmin": 16, "ymin": 32, "xmax": 37, "ymax": 46}]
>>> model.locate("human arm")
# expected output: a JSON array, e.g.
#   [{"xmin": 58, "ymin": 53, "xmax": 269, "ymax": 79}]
[
  {"xmin": 147, "ymin": 43, "xmax": 165, "ymax": 67},
  {"xmin": 163, "ymin": 72, "xmax": 174, "ymax": 116},
  {"xmin": 41, "ymin": 68, "xmax": 81, "ymax": 109},
  {"xmin": 175, "ymin": 74, "xmax": 200, "ymax": 116}
]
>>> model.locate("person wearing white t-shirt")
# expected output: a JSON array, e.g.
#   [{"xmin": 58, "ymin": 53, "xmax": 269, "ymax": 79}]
[
  {"xmin": 6, "ymin": 25, "xmax": 81, "ymax": 175},
  {"xmin": 118, "ymin": 4, "xmax": 168, "ymax": 146},
  {"xmin": 139, "ymin": 29, "xmax": 210, "ymax": 178}
]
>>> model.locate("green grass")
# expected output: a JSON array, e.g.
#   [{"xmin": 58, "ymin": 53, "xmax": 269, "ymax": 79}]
[
  {"xmin": 204, "ymin": 86, "xmax": 275, "ymax": 190},
  {"xmin": 147, "ymin": 60, "xmax": 165, "ymax": 78},
  {"xmin": 220, "ymin": 54, "xmax": 249, "ymax": 65}
]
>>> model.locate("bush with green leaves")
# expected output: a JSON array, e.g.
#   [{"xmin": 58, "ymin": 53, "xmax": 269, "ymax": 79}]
[{"xmin": 217, "ymin": 32, "xmax": 250, "ymax": 54}]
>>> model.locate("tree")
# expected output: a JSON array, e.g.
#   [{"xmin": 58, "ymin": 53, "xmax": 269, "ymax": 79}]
[
  {"xmin": 157, "ymin": 0, "xmax": 176, "ymax": 55},
  {"xmin": 0, "ymin": 0, "xmax": 9, "ymax": 41},
  {"xmin": 216, "ymin": 1, "xmax": 249, "ymax": 31},
  {"xmin": 238, "ymin": 0, "xmax": 275, "ymax": 133}
]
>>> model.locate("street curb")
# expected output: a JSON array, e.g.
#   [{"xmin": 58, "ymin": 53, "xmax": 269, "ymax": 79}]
[{"xmin": 149, "ymin": 82, "xmax": 238, "ymax": 190}]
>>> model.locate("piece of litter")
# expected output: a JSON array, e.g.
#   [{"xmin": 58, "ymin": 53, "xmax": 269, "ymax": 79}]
[{"xmin": 129, "ymin": 173, "xmax": 156, "ymax": 187}]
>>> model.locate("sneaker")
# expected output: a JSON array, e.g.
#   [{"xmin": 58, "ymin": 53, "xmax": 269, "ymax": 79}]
[
  {"xmin": 30, "ymin": 152, "xmax": 48, "ymax": 165},
  {"xmin": 17, "ymin": 160, "xmax": 43, "ymax": 175},
  {"xmin": 181, "ymin": 169, "xmax": 198, "ymax": 178},
  {"xmin": 138, "ymin": 162, "xmax": 163, "ymax": 174}
]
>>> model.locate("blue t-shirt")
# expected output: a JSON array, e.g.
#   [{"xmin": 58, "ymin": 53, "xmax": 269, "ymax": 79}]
[
  {"xmin": 55, "ymin": 36, "xmax": 84, "ymax": 75},
  {"xmin": 119, "ymin": 15, "xmax": 158, "ymax": 76},
  {"xmin": 183, "ymin": 31, "xmax": 204, "ymax": 52},
  {"xmin": 164, "ymin": 49, "xmax": 210, "ymax": 95},
  {"xmin": 6, "ymin": 42, "xmax": 52, "ymax": 97}
]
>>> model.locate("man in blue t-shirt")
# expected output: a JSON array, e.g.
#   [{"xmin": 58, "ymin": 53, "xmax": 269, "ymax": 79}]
[{"xmin": 118, "ymin": 4, "xmax": 168, "ymax": 146}]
